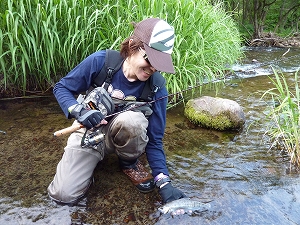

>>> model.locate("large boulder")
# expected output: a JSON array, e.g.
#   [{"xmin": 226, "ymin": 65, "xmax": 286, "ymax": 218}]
[{"xmin": 184, "ymin": 96, "xmax": 245, "ymax": 130}]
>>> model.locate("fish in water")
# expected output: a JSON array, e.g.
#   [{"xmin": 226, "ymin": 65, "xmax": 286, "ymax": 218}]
[{"xmin": 158, "ymin": 198, "xmax": 211, "ymax": 215}]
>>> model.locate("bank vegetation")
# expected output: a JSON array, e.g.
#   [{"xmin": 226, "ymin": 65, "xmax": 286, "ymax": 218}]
[
  {"xmin": 263, "ymin": 70, "xmax": 300, "ymax": 167},
  {"xmin": 0, "ymin": 0, "xmax": 242, "ymax": 98}
]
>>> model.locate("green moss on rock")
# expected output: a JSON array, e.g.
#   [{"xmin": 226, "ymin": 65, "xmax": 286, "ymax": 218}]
[{"xmin": 184, "ymin": 98, "xmax": 242, "ymax": 130}]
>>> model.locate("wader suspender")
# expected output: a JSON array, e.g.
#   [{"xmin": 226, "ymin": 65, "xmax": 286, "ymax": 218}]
[
  {"xmin": 92, "ymin": 50, "xmax": 124, "ymax": 91},
  {"xmin": 92, "ymin": 49, "xmax": 166, "ymax": 102}
]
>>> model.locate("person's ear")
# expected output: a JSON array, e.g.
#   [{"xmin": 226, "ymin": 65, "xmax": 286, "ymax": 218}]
[{"xmin": 129, "ymin": 39, "xmax": 133, "ymax": 46}]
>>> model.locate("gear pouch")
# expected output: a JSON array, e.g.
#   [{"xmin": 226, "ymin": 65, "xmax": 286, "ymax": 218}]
[{"xmin": 83, "ymin": 87, "xmax": 115, "ymax": 116}]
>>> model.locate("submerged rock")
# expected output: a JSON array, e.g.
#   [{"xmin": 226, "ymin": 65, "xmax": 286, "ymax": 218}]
[{"xmin": 184, "ymin": 96, "xmax": 245, "ymax": 130}]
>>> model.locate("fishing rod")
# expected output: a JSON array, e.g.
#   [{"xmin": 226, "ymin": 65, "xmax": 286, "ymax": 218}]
[{"xmin": 53, "ymin": 76, "xmax": 226, "ymax": 137}]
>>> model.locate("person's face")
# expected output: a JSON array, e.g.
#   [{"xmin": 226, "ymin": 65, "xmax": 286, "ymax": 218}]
[{"xmin": 129, "ymin": 47, "xmax": 157, "ymax": 81}]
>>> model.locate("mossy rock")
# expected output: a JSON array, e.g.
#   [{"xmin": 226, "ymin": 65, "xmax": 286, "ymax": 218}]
[{"xmin": 184, "ymin": 96, "xmax": 245, "ymax": 130}]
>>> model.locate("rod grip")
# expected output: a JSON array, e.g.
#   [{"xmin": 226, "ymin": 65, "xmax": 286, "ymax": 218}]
[{"xmin": 53, "ymin": 124, "xmax": 83, "ymax": 137}]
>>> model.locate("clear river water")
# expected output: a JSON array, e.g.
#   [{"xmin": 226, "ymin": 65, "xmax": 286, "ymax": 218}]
[{"xmin": 0, "ymin": 47, "xmax": 300, "ymax": 225}]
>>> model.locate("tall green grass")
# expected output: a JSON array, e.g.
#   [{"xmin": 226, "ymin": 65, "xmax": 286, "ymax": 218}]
[
  {"xmin": 0, "ymin": 0, "xmax": 242, "ymax": 96},
  {"xmin": 262, "ymin": 69, "xmax": 300, "ymax": 166}
]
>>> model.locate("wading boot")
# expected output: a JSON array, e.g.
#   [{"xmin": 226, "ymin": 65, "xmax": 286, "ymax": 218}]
[{"xmin": 120, "ymin": 159, "xmax": 155, "ymax": 193}]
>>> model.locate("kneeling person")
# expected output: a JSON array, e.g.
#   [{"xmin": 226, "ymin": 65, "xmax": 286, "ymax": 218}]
[{"xmin": 48, "ymin": 17, "xmax": 186, "ymax": 205}]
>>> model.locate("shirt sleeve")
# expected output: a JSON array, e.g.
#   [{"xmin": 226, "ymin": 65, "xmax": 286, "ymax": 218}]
[
  {"xmin": 53, "ymin": 51, "xmax": 106, "ymax": 117},
  {"xmin": 145, "ymin": 86, "xmax": 169, "ymax": 177}
]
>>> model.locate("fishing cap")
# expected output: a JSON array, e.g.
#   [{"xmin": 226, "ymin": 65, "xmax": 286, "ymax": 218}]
[{"xmin": 133, "ymin": 18, "xmax": 175, "ymax": 74}]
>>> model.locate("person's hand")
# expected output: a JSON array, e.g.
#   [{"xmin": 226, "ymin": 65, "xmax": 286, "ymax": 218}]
[
  {"xmin": 70, "ymin": 104, "xmax": 105, "ymax": 130},
  {"xmin": 158, "ymin": 183, "xmax": 187, "ymax": 204}
]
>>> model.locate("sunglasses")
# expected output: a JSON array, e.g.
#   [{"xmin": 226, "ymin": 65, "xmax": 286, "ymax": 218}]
[{"xmin": 138, "ymin": 47, "xmax": 151, "ymax": 65}]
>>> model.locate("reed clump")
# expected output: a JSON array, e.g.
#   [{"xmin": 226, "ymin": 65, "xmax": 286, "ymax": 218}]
[
  {"xmin": 262, "ymin": 69, "xmax": 300, "ymax": 166},
  {"xmin": 0, "ymin": 0, "xmax": 242, "ymax": 97}
]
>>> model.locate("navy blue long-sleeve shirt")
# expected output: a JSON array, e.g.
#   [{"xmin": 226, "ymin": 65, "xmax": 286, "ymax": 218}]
[{"xmin": 53, "ymin": 50, "xmax": 169, "ymax": 177}]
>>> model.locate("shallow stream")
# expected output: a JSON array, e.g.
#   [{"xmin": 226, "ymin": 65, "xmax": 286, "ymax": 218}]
[{"xmin": 0, "ymin": 47, "xmax": 300, "ymax": 224}]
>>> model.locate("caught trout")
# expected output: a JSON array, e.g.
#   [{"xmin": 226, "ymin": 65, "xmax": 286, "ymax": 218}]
[{"xmin": 158, "ymin": 198, "xmax": 211, "ymax": 215}]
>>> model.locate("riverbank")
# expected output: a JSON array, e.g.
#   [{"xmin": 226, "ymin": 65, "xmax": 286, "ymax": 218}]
[{"xmin": 249, "ymin": 32, "xmax": 300, "ymax": 48}]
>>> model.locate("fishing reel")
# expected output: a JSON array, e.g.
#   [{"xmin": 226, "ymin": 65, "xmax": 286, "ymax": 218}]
[{"xmin": 81, "ymin": 128, "xmax": 105, "ymax": 150}]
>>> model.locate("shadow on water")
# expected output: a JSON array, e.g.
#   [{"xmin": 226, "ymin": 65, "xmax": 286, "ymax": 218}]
[{"xmin": 0, "ymin": 47, "xmax": 300, "ymax": 224}]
